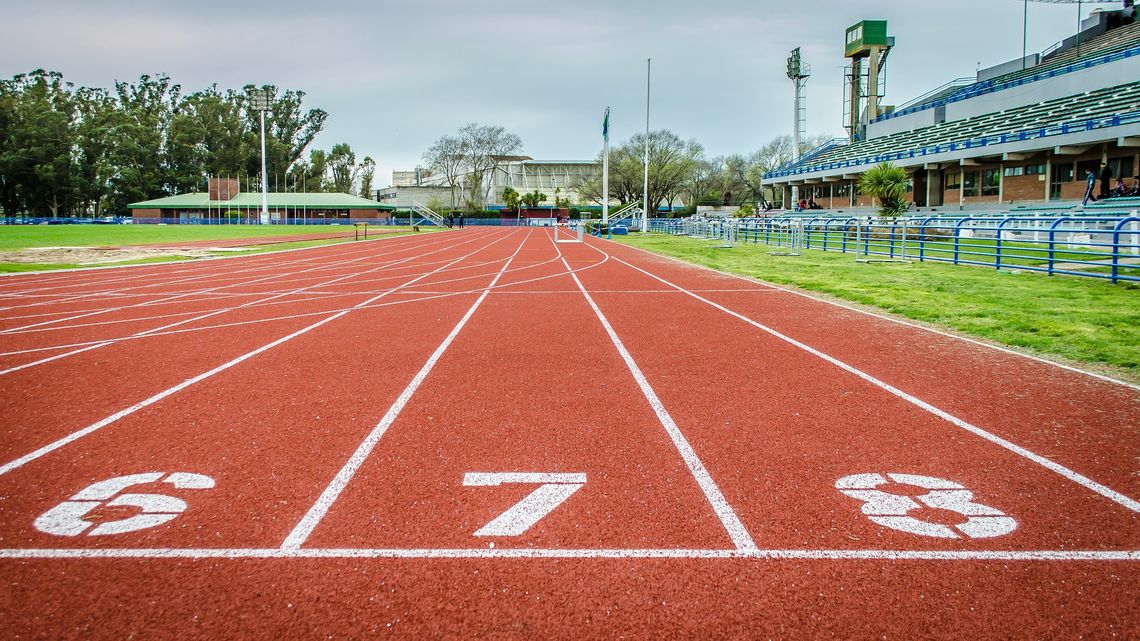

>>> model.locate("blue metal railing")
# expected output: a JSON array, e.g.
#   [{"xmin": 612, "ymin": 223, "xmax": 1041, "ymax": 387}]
[
  {"xmin": 647, "ymin": 215, "xmax": 1140, "ymax": 283},
  {"xmin": 873, "ymin": 44, "xmax": 1140, "ymax": 124},
  {"xmin": 763, "ymin": 111, "xmax": 1140, "ymax": 180}
]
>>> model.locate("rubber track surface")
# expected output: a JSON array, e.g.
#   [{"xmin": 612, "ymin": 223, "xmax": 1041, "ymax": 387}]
[{"xmin": 0, "ymin": 228, "xmax": 1135, "ymax": 640}]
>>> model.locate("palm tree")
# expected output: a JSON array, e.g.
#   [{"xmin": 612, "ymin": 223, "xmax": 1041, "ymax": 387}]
[{"xmin": 859, "ymin": 162, "xmax": 910, "ymax": 216}]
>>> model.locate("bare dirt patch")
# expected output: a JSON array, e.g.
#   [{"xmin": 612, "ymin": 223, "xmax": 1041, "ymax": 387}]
[{"xmin": 0, "ymin": 246, "xmax": 235, "ymax": 265}]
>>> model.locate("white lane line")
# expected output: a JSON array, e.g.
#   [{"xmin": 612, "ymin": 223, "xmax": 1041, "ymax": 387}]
[
  {"xmin": 611, "ymin": 240, "xmax": 1140, "ymax": 392},
  {"xmin": 0, "ymin": 237, "xmax": 609, "ymax": 359},
  {"xmin": 558, "ymin": 254, "xmax": 757, "ymax": 552},
  {"xmin": 0, "ymin": 547, "xmax": 1135, "ymax": 561},
  {"xmin": 281, "ymin": 232, "xmax": 532, "ymax": 549},
  {"xmin": 0, "ymin": 234, "xmax": 467, "ymax": 323},
  {"xmin": 0, "ymin": 232, "xmax": 465, "ymax": 334},
  {"xmin": 0, "ymin": 231, "xmax": 519, "ymax": 478},
  {"xmin": 0, "ymin": 233, "xmax": 492, "ymax": 377},
  {"xmin": 613, "ymin": 255, "xmax": 1140, "ymax": 514},
  {"xmin": 0, "ymin": 229, "xmax": 441, "ymax": 312}
]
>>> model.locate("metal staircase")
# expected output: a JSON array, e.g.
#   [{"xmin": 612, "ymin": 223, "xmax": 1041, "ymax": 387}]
[
  {"xmin": 410, "ymin": 201, "xmax": 449, "ymax": 228},
  {"xmin": 607, "ymin": 203, "xmax": 643, "ymax": 229}
]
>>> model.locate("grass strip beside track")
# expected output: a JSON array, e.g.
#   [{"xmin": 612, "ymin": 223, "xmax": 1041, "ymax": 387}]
[
  {"xmin": 0, "ymin": 228, "xmax": 430, "ymax": 273},
  {"xmin": 614, "ymin": 234, "xmax": 1140, "ymax": 379},
  {"xmin": 0, "ymin": 224, "xmax": 390, "ymax": 249}
]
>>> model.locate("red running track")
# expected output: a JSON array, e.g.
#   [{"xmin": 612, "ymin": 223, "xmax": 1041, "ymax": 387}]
[{"xmin": 0, "ymin": 228, "xmax": 1136, "ymax": 640}]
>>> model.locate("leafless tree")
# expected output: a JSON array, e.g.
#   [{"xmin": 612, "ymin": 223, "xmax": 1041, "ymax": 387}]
[{"xmin": 422, "ymin": 134, "xmax": 467, "ymax": 208}]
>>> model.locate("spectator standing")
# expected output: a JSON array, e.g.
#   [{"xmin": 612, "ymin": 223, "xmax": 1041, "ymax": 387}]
[{"xmin": 1082, "ymin": 170, "xmax": 1098, "ymax": 206}]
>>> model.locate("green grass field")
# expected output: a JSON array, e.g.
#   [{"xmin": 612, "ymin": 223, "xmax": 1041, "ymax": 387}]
[
  {"xmin": 616, "ymin": 233, "xmax": 1140, "ymax": 381},
  {"xmin": 0, "ymin": 225, "xmax": 424, "ymax": 272},
  {"xmin": 0, "ymin": 224, "xmax": 368, "ymax": 250}
]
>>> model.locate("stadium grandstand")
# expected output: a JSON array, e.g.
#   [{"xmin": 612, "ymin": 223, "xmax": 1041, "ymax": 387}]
[{"xmin": 763, "ymin": 6, "xmax": 1140, "ymax": 211}]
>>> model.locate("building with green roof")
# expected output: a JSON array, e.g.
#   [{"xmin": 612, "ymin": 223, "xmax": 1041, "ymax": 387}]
[{"xmin": 129, "ymin": 181, "xmax": 395, "ymax": 223}]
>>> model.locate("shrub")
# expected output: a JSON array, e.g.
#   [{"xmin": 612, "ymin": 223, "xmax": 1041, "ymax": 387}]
[{"xmin": 859, "ymin": 162, "xmax": 910, "ymax": 217}]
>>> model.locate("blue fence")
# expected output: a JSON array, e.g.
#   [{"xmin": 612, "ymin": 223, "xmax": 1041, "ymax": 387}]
[{"xmin": 650, "ymin": 215, "xmax": 1140, "ymax": 283}]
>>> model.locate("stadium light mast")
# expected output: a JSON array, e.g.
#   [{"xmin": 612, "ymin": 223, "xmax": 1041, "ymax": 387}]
[
  {"xmin": 252, "ymin": 90, "xmax": 271, "ymax": 225},
  {"xmin": 786, "ymin": 48, "xmax": 811, "ymax": 208}
]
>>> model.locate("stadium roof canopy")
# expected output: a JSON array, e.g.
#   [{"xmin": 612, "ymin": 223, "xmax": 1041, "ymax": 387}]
[{"xmin": 128, "ymin": 192, "xmax": 395, "ymax": 210}]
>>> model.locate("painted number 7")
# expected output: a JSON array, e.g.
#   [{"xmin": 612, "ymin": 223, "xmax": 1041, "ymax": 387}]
[{"xmin": 463, "ymin": 472, "xmax": 586, "ymax": 537}]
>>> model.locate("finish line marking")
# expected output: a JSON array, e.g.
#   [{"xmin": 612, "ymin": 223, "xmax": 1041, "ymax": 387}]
[{"xmin": 0, "ymin": 547, "xmax": 1136, "ymax": 561}]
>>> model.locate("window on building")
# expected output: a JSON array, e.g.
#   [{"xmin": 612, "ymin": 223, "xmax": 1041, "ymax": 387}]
[
  {"xmin": 1076, "ymin": 159, "xmax": 1101, "ymax": 179},
  {"xmin": 1003, "ymin": 167, "xmax": 1024, "ymax": 177},
  {"xmin": 982, "ymin": 169, "xmax": 1000, "ymax": 196},
  {"xmin": 1108, "ymin": 156, "xmax": 1134, "ymax": 180},
  {"xmin": 962, "ymin": 170, "xmax": 980, "ymax": 197},
  {"xmin": 945, "ymin": 171, "xmax": 961, "ymax": 190},
  {"xmin": 1024, "ymin": 164, "xmax": 1046, "ymax": 176},
  {"xmin": 1050, "ymin": 162, "xmax": 1074, "ymax": 199}
]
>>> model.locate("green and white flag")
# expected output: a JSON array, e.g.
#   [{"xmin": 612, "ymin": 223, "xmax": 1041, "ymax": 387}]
[{"xmin": 602, "ymin": 107, "xmax": 610, "ymax": 141}]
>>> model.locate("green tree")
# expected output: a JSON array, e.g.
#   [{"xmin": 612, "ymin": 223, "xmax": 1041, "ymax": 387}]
[
  {"xmin": 502, "ymin": 186, "xmax": 521, "ymax": 210},
  {"xmin": 575, "ymin": 129, "xmax": 701, "ymax": 212},
  {"xmin": 521, "ymin": 190, "xmax": 547, "ymax": 208},
  {"xmin": 240, "ymin": 85, "xmax": 327, "ymax": 183},
  {"xmin": 327, "ymin": 143, "xmax": 358, "ymax": 193},
  {"xmin": 358, "ymin": 156, "xmax": 376, "ymax": 199},
  {"xmin": 859, "ymin": 162, "xmax": 910, "ymax": 216},
  {"xmin": 1, "ymin": 71, "xmax": 80, "ymax": 216}
]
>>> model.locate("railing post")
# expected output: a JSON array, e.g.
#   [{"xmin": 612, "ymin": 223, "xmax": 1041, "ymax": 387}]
[
  {"xmin": 995, "ymin": 218, "xmax": 1012, "ymax": 270},
  {"xmin": 918, "ymin": 217, "xmax": 934, "ymax": 262},
  {"xmin": 1047, "ymin": 217, "xmax": 1064, "ymax": 275},
  {"xmin": 954, "ymin": 218, "xmax": 971, "ymax": 265}
]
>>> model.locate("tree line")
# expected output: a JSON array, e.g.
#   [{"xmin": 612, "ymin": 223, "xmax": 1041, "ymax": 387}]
[
  {"xmin": 0, "ymin": 70, "xmax": 375, "ymax": 217},
  {"xmin": 421, "ymin": 122, "xmax": 832, "ymax": 214}
]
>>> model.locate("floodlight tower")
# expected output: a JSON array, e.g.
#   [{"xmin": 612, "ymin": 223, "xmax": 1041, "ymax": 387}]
[
  {"xmin": 252, "ymin": 90, "xmax": 271, "ymax": 225},
  {"xmin": 843, "ymin": 21, "xmax": 894, "ymax": 141},
  {"xmin": 786, "ymin": 48, "xmax": 811, "ymax": 207}
]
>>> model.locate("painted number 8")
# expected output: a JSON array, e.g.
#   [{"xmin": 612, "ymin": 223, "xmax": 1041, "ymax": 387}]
[{"xmin": 836, "ymin": 473, "xmax": 1017, "ymax": 539}]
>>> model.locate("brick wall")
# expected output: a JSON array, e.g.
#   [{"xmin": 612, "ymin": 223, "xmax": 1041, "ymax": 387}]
[
  {"xmin": 208, "ymin": 178, "xmax": 239, "ymax": 201},
  {"xmin": 1003, "ymin": 174, "xmax": 1048, "ymax": 202},
  {"xmin": 131, "ymin": 208, "xmax": 161, "ymax": 219}
]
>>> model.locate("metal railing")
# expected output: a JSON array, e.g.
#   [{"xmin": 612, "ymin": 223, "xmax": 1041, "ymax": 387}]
[
  {"xmin": 648, "ymin": 215, "xmax": 1140, "ymax": 283},
  {"xmin": 410, "ymin": 201, "xmax": 450, "ymax": 227},
  {"xmin": 872, "ymin": 44, "xmax": 1140, "ymax": 124}
]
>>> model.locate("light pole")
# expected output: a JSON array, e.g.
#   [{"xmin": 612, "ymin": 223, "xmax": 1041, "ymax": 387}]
[{"xmin": 252, "ymin": 90, "xmax": 271, "ymax": 225}]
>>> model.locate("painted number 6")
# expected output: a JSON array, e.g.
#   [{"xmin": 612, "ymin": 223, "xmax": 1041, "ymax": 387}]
[{"xmin": 836, "ymin": 473, "xmax": 1017, "ymax": 539}]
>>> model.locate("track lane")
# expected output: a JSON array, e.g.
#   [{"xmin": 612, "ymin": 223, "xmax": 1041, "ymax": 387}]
[
  {"xmin": 565, "ymin": 239, "xmax": 1140, "ymax": 553},
  {"xmin": 0, "ymin": 230, "xmax": 524, "ymax": 549},
  {"xmin": 0, "ymin": 231, "xmax": 499, "ymax": 463},
  {"xmin": 290, "ymin": 230, "xmax": 736, "ymax": 551},
  {"xmin": 605, "ymin": 239, "xmax": 1140, "ymax": 498}
]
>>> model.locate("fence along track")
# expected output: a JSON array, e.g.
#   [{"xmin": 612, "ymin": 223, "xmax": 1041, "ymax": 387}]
[{"xmin": 651, "ymin": 214, "xmax": 1140, "ymax": 283}]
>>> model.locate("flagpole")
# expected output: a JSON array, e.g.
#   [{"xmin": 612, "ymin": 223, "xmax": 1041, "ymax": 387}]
[
  {"xmin": 602, "ymin": 106, "xmax": 610, "ymax": 227},
  {"xmin": 642, "ymin": 58, "xmax": 651, "ymax": 235}
]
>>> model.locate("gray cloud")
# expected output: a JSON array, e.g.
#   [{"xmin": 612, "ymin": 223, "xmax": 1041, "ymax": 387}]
[{"xmin": 1, "ymin": 0, "xmax": 1086, "ymax": 187}]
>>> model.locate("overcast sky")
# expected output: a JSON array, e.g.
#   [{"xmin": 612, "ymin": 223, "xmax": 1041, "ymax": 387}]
[{"xmin": 0, "ymin": 0, "xmax": 1099, "ymax": 187}]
